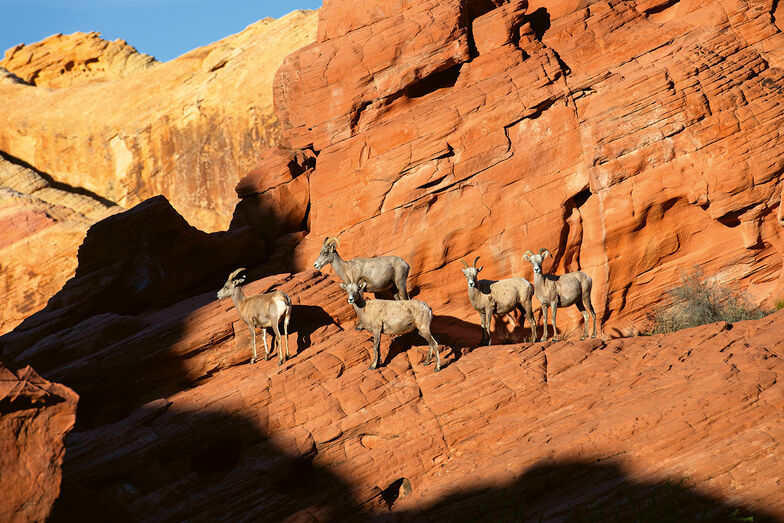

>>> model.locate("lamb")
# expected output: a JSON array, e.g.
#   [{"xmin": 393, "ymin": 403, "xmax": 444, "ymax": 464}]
[
  {"xmin": 522, "ymin": 249, "xmax": 597, "ymax": 341},
  {"xmin": 217, "ymin": 268, "xmax": 292, "ymax": 365},
  {"xmin": 340, "ymin": 281, "xmax": 441, "ymax": 372},
  {"xmin": 313, "ymin": 237, "xmax": 410, "ymax": 300},
  {"xmin": 460, "ymin": 256, "xmax": 536, "ymax": 345}
]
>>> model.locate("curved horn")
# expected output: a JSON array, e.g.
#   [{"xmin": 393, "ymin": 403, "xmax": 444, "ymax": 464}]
[
  {"xmin": 459, "ymin": 259, "xmax": 469, "ymax": 269},
  {"xmin": 473, "ymin": 256, "xmax": 480, "ymax": 268},
  {"xmin": 228, "ymin": 267, "xmax": 246, "ymax": 281},
  {"xmin": 539, "ymin": 248, "xmax": 551, "ymax": 258},
  {"xmin": 325, "ymin": 236, "xmax": 340, "ymax": 248}
]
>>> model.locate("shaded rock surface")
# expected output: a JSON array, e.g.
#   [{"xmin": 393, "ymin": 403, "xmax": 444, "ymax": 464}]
[
  {"xmin": 0, "ymin": 360, "xmax": 78, "ymax": 522},
  {"xmin": 242, "ymin": 0, "xmax": 784, "ymax": 335}
]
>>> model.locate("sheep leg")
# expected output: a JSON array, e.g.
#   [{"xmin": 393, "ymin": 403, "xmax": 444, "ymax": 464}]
[
  {"xmin": 585, "ymin": 297, "xmax": 597, "ymax": 338},
  {"xmin": 420, "ymin": 330, "xmax": 441, "ymax": 372},
  {"xmin": 249, "ymin": 324, "xmax": 258, "ymax": 364},
  {"xmin": 484, "ymin": 304, "xmax": 495, "ymax": 345},
  {"xmin": 272, "ymin": 321, "xmax": 283, "ymax": 366},
  {"xmin": 397, "ymin": 282, "xmax": 409, "ymax": 300},
  {"xmin": 522, "ymin": 302, "xmax": 537, "ymax": 343},
  {"xmin": 284, "ymin": 309, "xmax": 291, "ymax": 359},
  {"xmin": 576, "ymin": 301, "xmax": 589, "ymax": 340},
  {"xmin": 261, "ymin": 328, "xmax": 270, "ymax": 361},
  {"xmin": 478, "ymin": 311, "xmax": 490, "ymax": 346},
  {"xmin": 540, "ymin": 306, "xmax": 549, "ymax": 342},
  {"xmin": 551, "ymin": 306, "xmax": 559, "ymax": 342},
  {"xmin": 369, "ymin": 327, "xmax": 382, "ymax": 370}
]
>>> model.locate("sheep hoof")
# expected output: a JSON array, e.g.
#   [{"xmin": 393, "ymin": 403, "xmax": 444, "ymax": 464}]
[
  {"xmin": 434, "ymin": 365, "xmax": 441, "ymax": 373},
  {"xmin": 250, "ymin": 358, "xmax": 256, "ymax": 365},
  {"xmin": 265, "ymin": 353, "xmax": 271, "ymax": 361},
  {"xmin": 278, "ymin": 359, "xmax": 284, "ymax": 366},
  {"xmin": 369, "ymin": 363, "xmax": 378, "ymax": 370},
  {"xmin": 553, "ymin": 337, "xmax": 560, "ymax": 342},
  {"xmin": 355, "ymin": 323, "xmax": 364, "ymax": 331},
  {"xmin": 580, "ymin": 336, "xmax": 587, "ymax": 341}
]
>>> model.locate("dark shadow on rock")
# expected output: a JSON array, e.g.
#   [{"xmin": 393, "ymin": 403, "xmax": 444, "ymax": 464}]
[
  {"xmin": 526, "ymin": 7, "xmax": 551, "ymax": 40},
  {"xmin": 52, "ymin": 405, "xmax": 361, "ymax": 522},
  {"xmin": 385, "ymin": 459, "xmax": 782, "ymax": 522},
  {"xmin": 291, "ymin": 304, "xmax": 339, "ymax": 353},
  {"xmin": 0, "ymin": 196, "xmax": 268, "ymax": 430}
]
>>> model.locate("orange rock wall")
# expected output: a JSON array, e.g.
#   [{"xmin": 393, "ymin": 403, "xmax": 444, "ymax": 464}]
[{"xmin": 251, "ymin": 0, "xmax": 784, "ymax": 335}]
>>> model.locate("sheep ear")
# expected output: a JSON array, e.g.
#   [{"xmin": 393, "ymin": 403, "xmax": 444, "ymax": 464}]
[
  {"xmin": 359, "ymin": 281, "xmax": 367, "ymax": 291},
  {"xmin": 539, "ymin": 248, "xmax": 550, "ymax": 259},
  {"xmin": 339, "ymin": 283, "xmax": 347, "ymax": 290},
  {"xmin": 523, "ymin": 250, "xmax": 534, "ymax": 262},
  {"xmin": 477, "ymin": 265, "xmax": 483, "ymax": 273}
]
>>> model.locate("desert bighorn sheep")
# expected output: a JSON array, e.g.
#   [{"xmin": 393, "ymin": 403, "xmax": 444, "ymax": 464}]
[
  {"xmin": 340, "ymin": 281, "xmax": 441, "ymax": 372},
  {"xmin": 313, "ymin": 237, "xmax": 410, "ymax": 300},
  {"xmin": 217, "ymin": 268, "xmax": 292, "ymax": 365},
  {"xmin": 460, "ymin": 256, "xmax": 536, "ymax": 345},
  {"xmin": 523, "ymin": 249, "xmax": 597, "ymax": 341}
]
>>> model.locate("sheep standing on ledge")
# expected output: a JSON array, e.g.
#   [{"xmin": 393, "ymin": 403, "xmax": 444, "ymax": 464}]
[
  {"xmin": 313, "ymin": 237, "xmax": 410, "ymax": 300},
  {"xmin": 523, "ymin": 249, "xmax": 597, "ymax": 341},
  {"xmin": 460, "ymin": 256, "xmax": 536, "ymax": 345},
  {"xmin": 340, "ymin": 281, "xmax": 441, "ymax": 372},
  {"xmin": 217, "ymin": 268, "xmax": 292, "ymax": 365}
]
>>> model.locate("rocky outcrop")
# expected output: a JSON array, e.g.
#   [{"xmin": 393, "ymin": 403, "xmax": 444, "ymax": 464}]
[
  {"xmin": 1, "ymin": 32, "xmax": 157, "ymax": 88},
  {"xmin": 3, "ymin": 252, "xmax": 783, "ymax": 519},
  {"xmin": 0, "ymin": 361, "xmax": 78, "ymax": 522},
  {"xmin": 0, "ymin": 10, "xmax": 318, "ymax": 232},
  {"xmin": 242, "ymin": 0, "xmax": 784, "ymax": 335}
]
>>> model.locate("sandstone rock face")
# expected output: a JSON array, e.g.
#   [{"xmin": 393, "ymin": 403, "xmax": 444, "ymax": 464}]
[
  {"xmin": 1, "ymin": 32, "xmax": 157, "ymax": 88},
  {"xmin": 249, "ymin": 0, "xmax": 784, "ymax": 335},
  {"xmin": 3, "ymin": 256, "xmax": 783, "ymax": 520},
  {"xmin": 0, "ymin": 153, "xmax": 119, "ymax": 334},
  {"xmin": 0, "ymin": 361, "xmax": 78, "ymax": 522},
  {"xmin": 0, "ymin": 10, "xmax": 318, "ymax": 232}
]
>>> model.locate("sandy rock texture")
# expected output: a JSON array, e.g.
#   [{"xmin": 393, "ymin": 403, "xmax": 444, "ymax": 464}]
[
  {"xmin": 1, "ymin": 32, "xmax": 157, "ymax": 88},
  {"xmin": 0, "ymin": 153, "xmax": 119, "ymax": 334},
  {"xmin": 3, "ymin": 251, "xmax": 783, "ymax": 520},
  {"xmin": 245, "ymin": 0, "xmax": 784, "ymax": 335},
  {"xmin": 0, "ymin": 10, "xmax": 318, "ymax": 232},
  {"xmin": 0, "ymin": 361, "xmax": 78, "ymax": 522}
]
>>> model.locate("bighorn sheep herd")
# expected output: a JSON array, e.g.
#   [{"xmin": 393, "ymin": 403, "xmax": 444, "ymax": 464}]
[{"xmin": 217, "ymin": 237, "xmax": 599, "ymax": 373}]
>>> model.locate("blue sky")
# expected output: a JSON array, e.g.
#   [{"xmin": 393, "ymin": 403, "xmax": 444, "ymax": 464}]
[{"xmin": 0, "ymin": 0, "xmax": 322, "ymax": 62}]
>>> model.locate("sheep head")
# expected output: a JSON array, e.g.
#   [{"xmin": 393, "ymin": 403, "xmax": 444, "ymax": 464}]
[
  {"xmin": 340, "ymin": 281, "xmax": 367, "ymax": 305},
  {"xmin": 217, "ymin": 267, "xmax": 246, "ymax": 299},
  {"xmin": 313, "ymin": 236, "xmax": 340, "ymax": 270},
  {"xmin": 459, "ymin": 256, "xmax": 483, "ymax": 288},
  {"xmin": 523, "ymin": 249, "xmax": 551, "ymax": 275}
]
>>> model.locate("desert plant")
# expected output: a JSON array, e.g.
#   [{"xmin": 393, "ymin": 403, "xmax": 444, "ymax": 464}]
[{"xmin": 648, "ymin": 266, "xmax": 769, "ymax": 334}]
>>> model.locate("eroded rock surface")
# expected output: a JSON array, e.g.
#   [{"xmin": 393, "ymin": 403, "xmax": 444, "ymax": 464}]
[
  {"xmin": 244, "ymin": 0, "xmax": 784, "ymax": 335},
  {"xmin": 0, "ymin": 361, "xmax": 78, "ymax": 522}
]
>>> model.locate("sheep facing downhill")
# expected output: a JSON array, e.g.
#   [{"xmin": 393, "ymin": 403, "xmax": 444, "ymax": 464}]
[
  {"xmin": 460, "ymin": 256, "xmax": 537, "ymax": 345},
  {"xmin": 217, "ymin": 268, "xmax": 292, "ymax": 365},
  {"xmin": 313, "ymin": 237, "xmax": 410, "ymax": 300},
  {"xmin": 522, "ymin": 249, "xmax": 597, "ymax": 341},
  {"xmin": 340, "ymin": 281, "xmax": 441, "ymax": 372}
]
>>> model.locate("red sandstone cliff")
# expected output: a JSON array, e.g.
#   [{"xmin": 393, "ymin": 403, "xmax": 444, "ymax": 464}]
[
  {"xmin": 2, "ymin": 0, "xmax": 784, "ymax": 520},
  {"xmin": 239, "ymin": 0, "xmax": 784, "ymax": 337}
]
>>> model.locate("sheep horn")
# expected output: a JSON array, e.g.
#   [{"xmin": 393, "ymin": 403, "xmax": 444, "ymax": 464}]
[
  {"xmin": 473, "ymin": 256, "xmax": 480, "ymax": 268},
  {"xmin": 228, "ymin": 268, "xmax": 246, "ymax": 281},
  {"xmin": 325, "ymin": 236, "xmax": 340, "ymax": 248},
  {"xmin": 539, "ymin": 248, "xmax": 551, "ymax": 257},
  {"xmin": 459, "ymin": 259, "xmax": 469, "ymax": 269}
]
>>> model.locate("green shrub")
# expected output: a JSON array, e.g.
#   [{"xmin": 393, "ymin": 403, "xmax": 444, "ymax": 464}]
[{"xmin": 648, "ymin": 266, "xmax": 769, "ymax": 334}]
